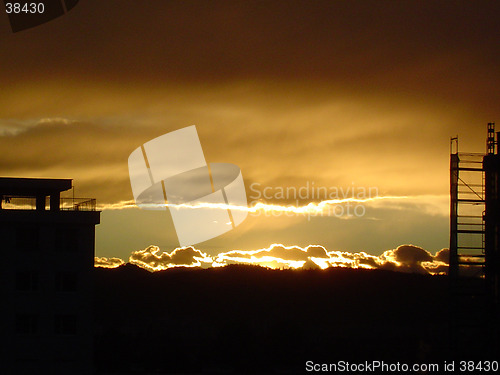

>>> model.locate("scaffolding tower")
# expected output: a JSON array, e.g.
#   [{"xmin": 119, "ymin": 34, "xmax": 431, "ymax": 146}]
[
  {"xmin": 449, "ymin": 123, "xmax": 499, "ymax": 358},
  {"xmin": 449, "ymin": 151, "xmax": 486, "ymax": 280}
]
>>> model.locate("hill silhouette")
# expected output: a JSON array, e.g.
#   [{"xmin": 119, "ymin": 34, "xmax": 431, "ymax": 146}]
[{"xmin": 93, "ymin": 264, "xmax": 454, "ymax": 374}]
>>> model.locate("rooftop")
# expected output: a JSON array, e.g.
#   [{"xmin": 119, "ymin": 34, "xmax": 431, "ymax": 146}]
[
  {"xmin": 0, "ymin": 177, "xmax": 96, "ymax": 212},
  {"xmin": 0, "ymin": 177, "xmax": 72, "ymax": 196}
]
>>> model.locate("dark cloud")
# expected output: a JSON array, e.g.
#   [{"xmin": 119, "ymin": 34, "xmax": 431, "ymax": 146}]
[
  {"xmin": 434, "ymin": 248, "xmax": 449, "ymax": 264},
  {"xmin": 379, "ymin": 245, "xmax": 446, "ymax": 274},
  {"xmin": 0, "ymin": 117, "xmax": 167, "ymax": 203},
  {"xmin": 0, "ymin": 0, "xmax": 498, "ymax": 115},
  {"xmin": 393, "ymin": 244, "xmax": 434, "ymax": 264},
  {"xmin": 357, "ymin": 256, "xmax": 380, "ymax": 269}
]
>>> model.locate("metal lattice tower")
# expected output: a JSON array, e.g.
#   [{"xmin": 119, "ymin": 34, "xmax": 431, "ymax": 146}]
[
  {"xmin": 449, "ymin": 123, "xmax": 499, "ymax": 358},
  {"xmin": 449, "ymin": 151, "xmax": 486, "ymax": 279}
]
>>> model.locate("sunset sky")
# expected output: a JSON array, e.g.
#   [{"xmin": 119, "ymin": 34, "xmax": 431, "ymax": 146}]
[{"xmin": 1, "ymin": 0, "xmax": 499, "ymax": 271}]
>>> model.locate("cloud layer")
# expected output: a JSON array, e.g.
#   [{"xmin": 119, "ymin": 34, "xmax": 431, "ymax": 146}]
[{"xmin": 96, "ymin": 243, "xmax": 449, "ymax": 275}]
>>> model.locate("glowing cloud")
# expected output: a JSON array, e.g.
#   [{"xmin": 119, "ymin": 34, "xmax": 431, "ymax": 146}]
[
  {"xmin": 104, "ymin": 243, "xmax": 449, "ymax": 275},
  {"xmin": 95, "ymin": 256, "xmax": 125, "ymax": 269},
  {"xmin": 98, "ymin": 195, "xmax": 408, "ymax": 214},
  {"xmin": 128, "ymin": 245, "xmax": 213, "ymax": 271}
]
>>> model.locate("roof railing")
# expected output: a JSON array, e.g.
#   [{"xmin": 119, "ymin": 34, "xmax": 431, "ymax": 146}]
[{"xmin": 0, "ymin": 196, "xmax": 96, "ymax": 211}]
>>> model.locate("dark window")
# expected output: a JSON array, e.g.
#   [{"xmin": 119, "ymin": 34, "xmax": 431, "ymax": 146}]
[
  {"xmin": 16, "ymin": 226, "xmax": 39, "ymax": 251},
  {"xmin": 55, "ymin": 226, "xmax": 78, "ymax": 252},
  {"xmin": 16, "ymin": 314, "xmax": 38, "ymax": 335},
  {"xmin": 16, "ymin": 271, "xmax": 38, "ymax": 291},
  {"xmin": 55, "ymin": 272, "xmax": 77, "ymax": 292},
  {"xmin": 55, "ymin": 314, "xmax": 77, "ymax": 335}
]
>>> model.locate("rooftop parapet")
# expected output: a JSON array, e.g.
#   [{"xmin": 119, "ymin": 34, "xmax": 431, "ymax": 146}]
[{"xmin": 0, "ymin": 177, "xmax": 95, "ymax": 211}]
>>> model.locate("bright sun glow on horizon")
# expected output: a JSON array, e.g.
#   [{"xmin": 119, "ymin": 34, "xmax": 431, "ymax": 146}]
[{"xmin": 96, "ymin": 242, "xmax": 450, "ymax": 276}]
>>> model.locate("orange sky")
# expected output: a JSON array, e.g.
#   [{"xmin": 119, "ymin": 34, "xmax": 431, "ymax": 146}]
[{"xmin": 1, "ymin": 1, "xmax": 499, "ymax": 268}]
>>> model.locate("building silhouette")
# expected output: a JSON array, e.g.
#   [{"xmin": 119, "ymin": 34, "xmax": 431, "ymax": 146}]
[{"xmin": 0, "ymin": 178, "xmax": 100, "ymax": 375}]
